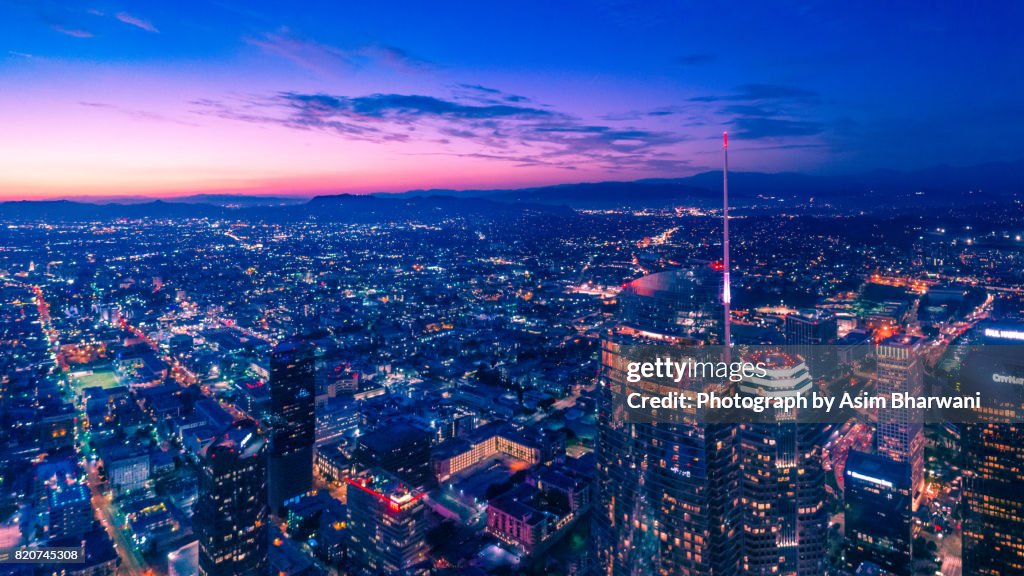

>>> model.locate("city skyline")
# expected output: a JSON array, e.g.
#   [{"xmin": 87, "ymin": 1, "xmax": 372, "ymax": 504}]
[
  {"xmin": 2, "ymin": 4, "xmax": 1024, "ymax": 576},
  {"xmin": 3, "ymin": 1, "xmax": 1024, "ymax": 199},
  {"xmin": 2, "ymin": 177, "xmax": 1022, "ymax": 575}
]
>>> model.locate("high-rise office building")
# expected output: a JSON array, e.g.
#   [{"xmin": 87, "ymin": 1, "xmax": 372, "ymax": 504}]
[
  {"xmin": 268, "ymin": 338, "xmax": 316, "ymax": 514},
  {"xmin": 962, "ymin": 423, "xmax": 1024, "ymax": 576},
  {"xmin": 737, "ymin": 352, "xmax": 827, "ymax": 576},
  {"xmin": 960, "ymin": 336, "xmax": 1024, "ymax": 575},
  {"xmin": 595, "ymin": 265, "xmax": 741, "ymax": 575},
  {"xmin": 346, "ymin": 468, "xmax": 428, "ymax": 575},
  {"xmin": 784, "ymin": 309, "xmax": 837, "ymax": 378},
  {"xmin": 195, "ymin": 420, "xmax": 269, "ymax": 576},
  {"xmin": 875, "ymin": 335, "xmax": 925, "ymax": 507},
  {"xmin": 843, "ymin": 450, "xmax": 913, "ymax": 576}
]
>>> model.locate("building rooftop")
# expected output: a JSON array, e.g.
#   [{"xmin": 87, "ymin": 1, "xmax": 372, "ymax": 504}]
[
  {"xmin": 878, "ymin": 334, "xmax": 925, "ymax": 349},
  {"xmin": 358, "ymin": 421, "xmax": 429, "ymax": 454},
  {"xmin": 50, "ymin": 483, "xmax": 91, "ymax": 508},
  {"xmin": 200, "ymin": 420, "xmax": 266, "ymax": 460},
  {"xmin": 845, "ymin": 451, "xmax": 910, "ymax": 489},
  {"xmin": 346, "ymin": 468, "xmax": 423, "ymax": 511}
]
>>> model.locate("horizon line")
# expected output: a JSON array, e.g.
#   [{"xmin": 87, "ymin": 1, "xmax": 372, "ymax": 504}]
[{"xmin": 2, "ymin": 156, "xmax": 1022, "ymax": 203}]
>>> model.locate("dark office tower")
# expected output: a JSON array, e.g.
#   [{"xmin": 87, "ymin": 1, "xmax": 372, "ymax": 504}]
[
  {"xmin": 962, "ymin": 424, "xmax": 1024, "ymax": 576},
  {"xmin": 737, "ymin": 352, "xmax": 827, "ymax": 576},
  {"xmin": 784, "ymin": 309, "xmax": 837, "ymax": 378},
  {"xmin": 355, "ymin": 422, "xmax": 433, "ymax": 489},
  {"xmin": 960, "ymin": 340, "xmax": 1024, "ymax": 576},
  {"xmin": 268, "ymin": 339, "xmax": 316, "ymax": 514},
  {"xmin": 875, "ymin": 335, "xmax": 925, "ymax": 508},
  {"xmin": 195, "ymin": 421, "xmax": 268, "ymax": 576},
  {"xmin": 843, "ymin": 451, "xmax": 913, "ymax": 576},
  {"xmin": 595, "ymin": 266, "xmax": 741, "ymax": 576},
  {"xmin": 346, "ymin": 468, "xmax": 428, "ymax": 575}
]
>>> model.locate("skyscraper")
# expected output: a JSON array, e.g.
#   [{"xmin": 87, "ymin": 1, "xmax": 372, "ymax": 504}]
[
  {"xmin": 962, "ymin": 423, "xmax": 1024, "ymax": 576},
  {"xmin": 843, "ymin": 451, "xmax": 913, "ymax": 576},
  {"xmin": 595, "ymin": 265, "xmax": 740, "ymax": 575},
  {"xmin": 346, "ymin": 468, "xmax": 428, "ymax": 575},
  {"xmin": 960, "ymin": 338, "xmax": 1024, "ymax": 575},
  {"xmin": 737, "ymin": 352, "xmax": 827, "ymax": 576},
  {"xmin": 875, "ymin": 335, "xmax": 925, "ymax": 507},
  {"xmin": 195, "ymin": 420, "xmax": 269, "ymax": 576},
  {"xmin": 268, "ymin": 338, "xmax": 316, "ymax": 514},
  {"xmin": 962, "ymin": 423, "xmax": 1024, "ymax": 575}
]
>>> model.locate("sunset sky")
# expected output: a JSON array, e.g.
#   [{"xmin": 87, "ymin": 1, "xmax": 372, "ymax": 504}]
[{"xmin": 2, "ymin": 1, "xmax": 1022, "ymax": 199}]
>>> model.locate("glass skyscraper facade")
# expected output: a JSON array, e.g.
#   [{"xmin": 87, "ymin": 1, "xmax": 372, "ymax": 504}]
[
  {"xmin": 195, "ymin": 420, "xmax": 269, "ymax": 576},
  {"xmin": 843, "ymin": 450, "xmax": 913, "ymax": 576},
  {"xmin": 875, "ymin": 335, "xmax": 925, "ymax": 508},
  {"xmin": 268, "ymin": 338, "xmax": 316, "ymax": 514},
  {"xmin": 595, "ymin": 265, "xmax": 741, "ymax": 576},
  {"xmin": 961, "ymin": 341, "xmax": 1024, "ymax": 575},
  {"xmin": 616, "ymin": 266, "xmax": 724, "ymax": 344}
]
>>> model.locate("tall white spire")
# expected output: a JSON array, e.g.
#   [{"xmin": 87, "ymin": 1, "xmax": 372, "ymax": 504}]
[{"xmin": 722, "ymin": 132, "xmax": 731, "ymax": 352}]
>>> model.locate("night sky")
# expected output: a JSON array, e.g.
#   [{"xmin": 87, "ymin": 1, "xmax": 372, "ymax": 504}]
[{"xmin": 2, "ymin": 1, "xmax": 1022, "ymax": 199}]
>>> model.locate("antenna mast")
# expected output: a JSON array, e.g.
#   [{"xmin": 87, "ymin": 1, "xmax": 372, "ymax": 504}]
[{"xmin": 722, "ymin": 132, "xmax": 731, "ymax": 354}]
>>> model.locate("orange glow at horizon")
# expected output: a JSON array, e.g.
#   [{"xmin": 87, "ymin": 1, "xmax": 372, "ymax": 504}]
[{"xmin": 0, "ymin": 83, "xmax": 600, "ymax": 200}]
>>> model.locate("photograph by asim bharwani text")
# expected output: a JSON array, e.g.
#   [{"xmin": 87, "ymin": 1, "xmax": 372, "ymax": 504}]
[{"xmin": 624, "ymin": 389, "xmax": 983, "ymax": 414}]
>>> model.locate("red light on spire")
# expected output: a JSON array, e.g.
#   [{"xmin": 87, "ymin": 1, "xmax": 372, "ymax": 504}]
[{"xmin": 723, "ymin": 131, "xmax": 728, "ymax": 149}]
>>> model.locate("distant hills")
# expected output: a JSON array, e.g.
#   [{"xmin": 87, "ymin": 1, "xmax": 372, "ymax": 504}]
[
  {"xmin": 387, "ymin": 173, "xmax": 844, "ymax": 208},
  {"xmin": 28, "ymin": 193, "xmax": 309, "ymax": 207},
  {"xmin": 385, "ymin": 159, "xmax": 1024, "ymax": 210},
  {"xmin": 0, "ymin": 195, "xmax": 571, "ymax": 222},
  {"xmin": 1, "ymin": 159, "xmax": 1021, "ymax": 220},
  {"xmin": 155, "ymin": 194, "xmax": 308, "ymax": 207}
]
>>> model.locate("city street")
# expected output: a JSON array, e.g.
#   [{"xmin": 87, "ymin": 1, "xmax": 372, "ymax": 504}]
[{"xmin": 86, "ymin": 465, "xmax": 148, "ymax": 576}]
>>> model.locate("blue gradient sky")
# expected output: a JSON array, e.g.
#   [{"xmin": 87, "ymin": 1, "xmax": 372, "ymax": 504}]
[{"xmin": 2, "ymin": 1, "xmax": 1022, "ymax": 198}]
